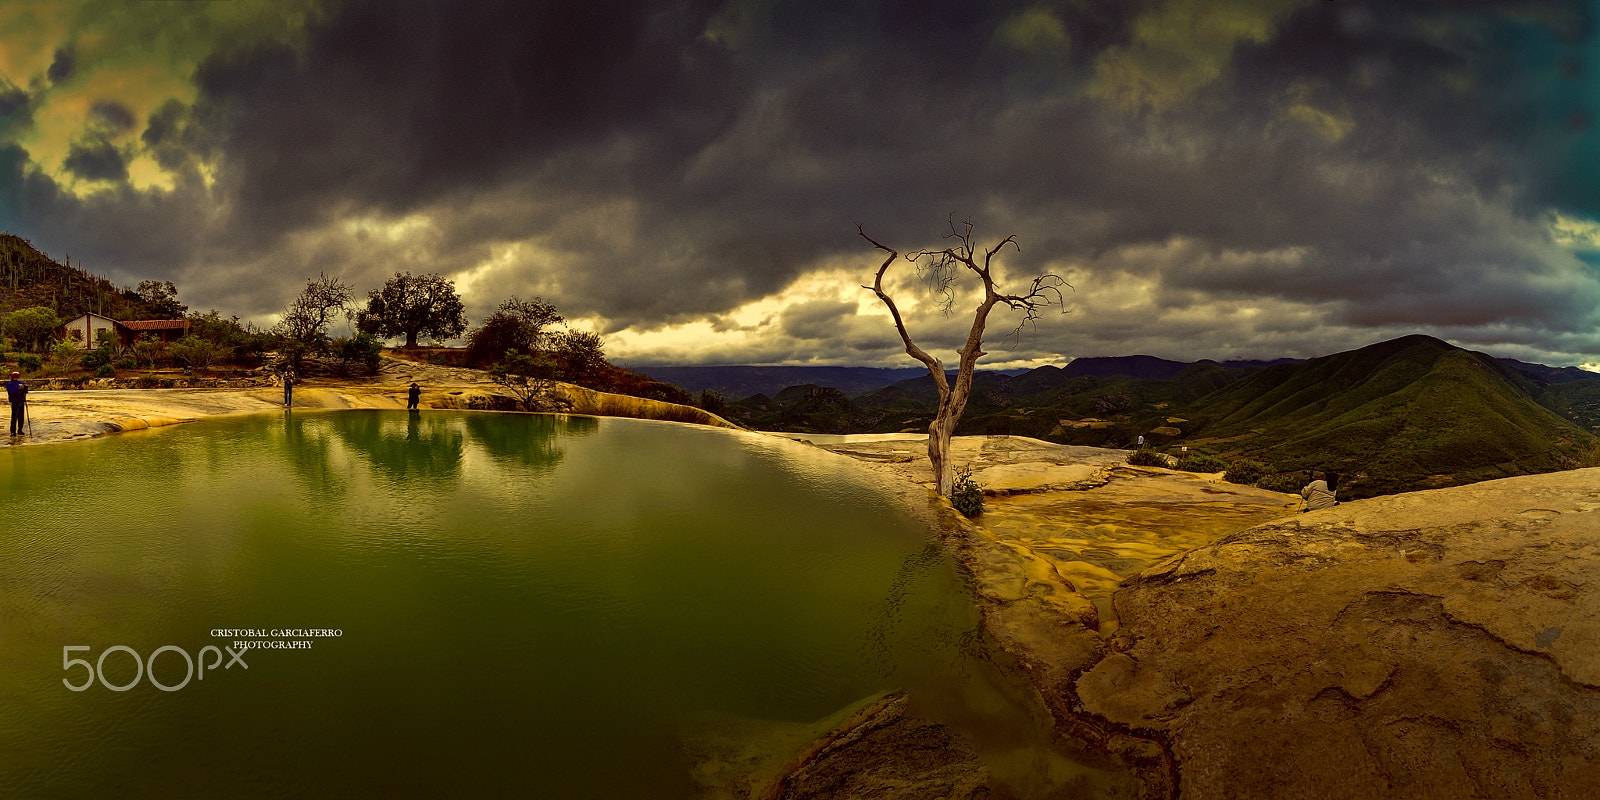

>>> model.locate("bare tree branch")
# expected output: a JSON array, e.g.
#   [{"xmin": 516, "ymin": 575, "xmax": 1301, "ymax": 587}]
[{"xmin": 860, "ymin": 219, "xmax": 1070, "ymax": 496}]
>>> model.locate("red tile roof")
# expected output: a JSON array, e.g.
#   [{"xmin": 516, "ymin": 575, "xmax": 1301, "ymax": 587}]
[{"xmin": 120, "ymin": 319, "xmax": 190, "ymax": 330}]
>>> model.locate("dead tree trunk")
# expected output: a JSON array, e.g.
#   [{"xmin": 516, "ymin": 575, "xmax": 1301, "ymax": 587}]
[{"xmin": 859, "ymin": 220, "xmax": 1065, "ymax": 496}]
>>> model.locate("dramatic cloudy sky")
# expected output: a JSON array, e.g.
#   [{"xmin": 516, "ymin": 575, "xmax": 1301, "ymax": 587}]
[{"xmin": 3, "ymin": 0, "xmax": 1599, "ymax": 369}]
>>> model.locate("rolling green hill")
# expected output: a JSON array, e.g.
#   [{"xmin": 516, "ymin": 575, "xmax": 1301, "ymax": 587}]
[
  {"xmin": 728, "ymin": 334, "xmax": 1600, "ymax": 498},
  {"xmin": 1178, "ymin": 336, "xmax": 1600, "ymax": 497}
]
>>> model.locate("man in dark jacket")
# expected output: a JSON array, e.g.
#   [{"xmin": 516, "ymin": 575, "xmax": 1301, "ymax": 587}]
[
  {"xmin": 407, "ymin": 382, "xmax": 421, "ymax": 410},
  {"xmin": 6, "ymin": 370, "xmax": 27, "ymax": 436}
]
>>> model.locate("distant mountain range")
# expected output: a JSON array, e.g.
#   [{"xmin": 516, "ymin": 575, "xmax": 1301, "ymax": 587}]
[
  {"xmin": 637, "ymin": 356, "xmax": 1301, "ymax": 399},
  {"xmin": 634, "ymin": 365, "xmax": 1028, "ymax": 398},
  {"xmin": 714, "ymin": 335, "xmax": 1600, "ymax": 500}
]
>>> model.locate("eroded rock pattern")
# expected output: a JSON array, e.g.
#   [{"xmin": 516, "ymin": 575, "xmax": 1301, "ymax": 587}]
[
  {"xmin": 763, "ymin": 693, "xmax": 992, "ymax": 800},
  {"xmin": 1077, "ymin": 468, "xmax": 1600, "ymax": 799}
]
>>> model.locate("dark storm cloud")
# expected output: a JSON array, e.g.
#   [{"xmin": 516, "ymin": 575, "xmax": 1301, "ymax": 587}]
[
  {"xmin": 62, "ymin": 138, "xmax": 127, "ymax": 182},
  {"xmin": 0, "ymin": 83, "xmax": 27, "ymax": 120},
  {"xmin": 90, "ymin": 101, "xmax": 135, "ymax": 132},
  {"xmin": 47, "ymin": 46, "xmax": 75, "ymax": 84},
  {"xmin": 6, "ymin": 0, "xmax": 1600, "ymax": 367}
]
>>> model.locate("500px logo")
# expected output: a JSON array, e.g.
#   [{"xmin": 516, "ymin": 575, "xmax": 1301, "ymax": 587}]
[{"xmin": 62, "ymin": 645, "xmax": 248, "ymax": 692}]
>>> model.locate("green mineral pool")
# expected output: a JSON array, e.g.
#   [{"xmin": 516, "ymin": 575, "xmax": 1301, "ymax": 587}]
[{"xmin": 0, "ymin": 411, "xmax": 1125, "ymax": 797}]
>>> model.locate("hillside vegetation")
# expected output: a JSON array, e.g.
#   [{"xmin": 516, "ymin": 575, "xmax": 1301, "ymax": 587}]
[
  {"xmin": 0, "ymin": 234, "xmax": 173, "ymax": 321},
  {"xmin": 728, "ymin": 335, "xmax": 1600, "ymax": 499},
  {"xmin": 1183, "ymin": 336, "xmax": 1599, "ymax": 496}
]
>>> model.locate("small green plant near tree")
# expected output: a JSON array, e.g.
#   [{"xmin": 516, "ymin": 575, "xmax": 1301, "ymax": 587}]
[
  {"xmin": 1224, "ymin": 459, "xmax": 1269, "ymax": 486},
  {"xmin": 1127, "ymin": 449, "xmax": 1168, "ymax": 467},
  {"xmin": 17, "ymin": 354, "xmax": 42, "ymax": 372},
  {"xmin": 94, "ymin": 327, "xmax": 121, "ymax": 355},
  {"xmin": 951, "ymin": 466, "xmax": 984, "ymax": 517},
  {"xmin": 1256, "ymin": 472, "xmax": 1305, "ymax": 494},
  {"xmin": 80, "ymin": 348, "xmax": 111, "ymax": 370},
  {"xmin": 169, "ymin": 335, "xmax": 220, "ymax": 371},
  {"xmin": 489, "ymin": 351, "xmax": 572, "ymax": 412},
  {"xmin": 51, "ymin": 339, "xmax": 79, "ymax": 366},
  {"xmin": 697, "ymin": 389, "xmax": 727, "ymax": 416},
  {"xmin": 1178, "ymin": 452, "xmax": 1230, "ymax": 473},
  {"xmin": 114, "ymin": 356, "xmax": 137, "ymax": 370},
  {"xmin": 331, "ymin": 332, "xmax": 383, "ymax": 376},
  {"xmin": 94, "ymin": 363, "xmax": 115, "ymax": 378},
  {"xmin": 131, "ymin": 334, "xmax": 167, "ymax": 369}
]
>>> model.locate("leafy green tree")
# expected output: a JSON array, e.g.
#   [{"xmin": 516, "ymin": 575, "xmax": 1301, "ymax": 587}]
[
  {"xmin": 131, "ymin": 333, "xmax": 167, "ymax": 369},
  {"xmin": 3, "ymin": 306, "xmax": 60, "ymax": 353},
  {"xmin": 489, "ymin": 351, "xmax": 571, "ymax": 412},
  {"xmin": 551, "ymin": 329, "xmax": 606, "ymax": 384},
  {"xmin": 169, "ymin": 335, "xmax": 220, "ymax": 371},
  {"xmin": 355, "ymin": 272, "xmax": 467, "ymax": 348},
  {"xmin": 134, "ymin": 280, "xmax": 187, "ymax": 318},
  {"xmin": 466, "ymin": 297, "xmax": 562, "ymax": 366},
  {"xmin": 331, "ymin": 332, "xmax": 383, "ymax": 376}
]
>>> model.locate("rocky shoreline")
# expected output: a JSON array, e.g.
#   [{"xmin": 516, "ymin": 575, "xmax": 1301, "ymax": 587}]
[
  {"xmin": 1, "ymin": 354, "xmax": 732, "ymax": 447},
  {"xmin": 804, "ymin": 435, "xmax": 1600, "ymax": 799}
]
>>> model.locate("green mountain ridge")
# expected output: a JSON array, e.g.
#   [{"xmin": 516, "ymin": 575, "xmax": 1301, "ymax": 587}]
[
  {"xmin": 728, "ymin": 334, "xmax": 1600, "ymax": 498},
  {"xmin": 1184, "ymin": 335, "xmax": 1598, "ymax": 496}
]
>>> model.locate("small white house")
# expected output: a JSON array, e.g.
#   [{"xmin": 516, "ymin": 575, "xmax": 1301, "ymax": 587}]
[{"xmin": 61, "ymin": 313, "xmax": 121, "ymax": 350}]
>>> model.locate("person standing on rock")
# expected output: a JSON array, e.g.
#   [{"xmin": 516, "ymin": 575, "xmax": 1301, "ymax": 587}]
[
  {"xmin": 407, "ymin": 382, "xmax": 421, "ymax": 411},
  {"xmin": 5, "ymin": 371, "xmax": 26, "ymax": 436},
  {"xmin": 1300, "ymin": 470, "xmax": 1337, "ymax": 511}
]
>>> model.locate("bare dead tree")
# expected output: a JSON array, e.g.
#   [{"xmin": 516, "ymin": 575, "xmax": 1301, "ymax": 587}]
[{"xmin": 859, "ymin": 218, "xmax": 1067, "ymax": 497}]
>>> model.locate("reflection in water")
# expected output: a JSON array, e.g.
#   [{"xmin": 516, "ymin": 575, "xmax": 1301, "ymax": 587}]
[
  {"xmin": 0, "ymin": 412, "xmax": 1081, "ymax": 798},
  {"xmin": 461, "ymin": 411, "xmax": 590, "ymax": 469},
  {"xmin": 330, "ymin": 410, "xmax": 467, "ymax": 484},
  {"xmin": 278, "ymin": 409, "xmax": 348, "ymax": 503}
]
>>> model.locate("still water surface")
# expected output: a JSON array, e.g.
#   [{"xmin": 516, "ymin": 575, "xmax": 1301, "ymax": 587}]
[{"xmin": 0, "ymin": 411, "xmax": 1090, "ymax": 797}]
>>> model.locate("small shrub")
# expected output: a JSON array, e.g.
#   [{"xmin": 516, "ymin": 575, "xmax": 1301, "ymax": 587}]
[
  {"xmin": 1224, "ymin": 459, "xmax": 1269, "ymax": 486},
  {"xmin": 951, "ymin": 466, "xmax": 984, "ymax": 517},
  {"xmin": 114, "ymin": 356, "xmax": 137, "ymax": 370},
  {"xmin": 697, "ymin": 389, "xmax": 727, "ymax": 416},
  {"xmin": 1178, "ymin": 452, "xmax": 1229, "ymax": 473},
  {"xmin": 81, "ymin": 349, "xmax": 111, "ymax": 370},
  {"xmin": 1256, "ymin": 472, "xmax": 1305, "ymax": 494},
  {"xmin": 51, "ymin": 340, "xmax": 79, "ymax": 364},
  {"xmin": 94, "ymin": 363, "xmax": 116, "ymax": 378},
  {"xmin": 1127, "ymin": 449, "xmax": 1168, "ymax": 467},
  {"xmin": 17, "ymin": 354, "xmax": 41, "ymax": 372}
]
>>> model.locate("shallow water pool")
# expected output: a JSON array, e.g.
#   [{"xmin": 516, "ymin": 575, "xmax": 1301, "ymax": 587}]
[{"xmin": 0, "ymin": 411, "xmax": 1108, "ymax": 797}]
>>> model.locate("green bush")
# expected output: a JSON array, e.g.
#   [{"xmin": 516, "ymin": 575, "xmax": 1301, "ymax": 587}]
[
  {"xmin": 1224, "ymin": 459, "xmax": 1269, "ymax": 486},
  {"xmin": 114, "ymin": 356, "xmax": 137, "ymax": 370},
  {"xmin": 81, "ymin": 349, "xmax": 111, "ymax": 369},
  {"xmin": 1127, "ymin": 449, "xmax": 1168, "ymax": 467},
  {"xmin": 94, "ymin": 363, "xmax": 116, "ymax": 378},
  {"xmin": 1256, "ymin": 472, "xmax": 1305, "ymax": 494},
  {"xmin": 951, "ymin": 466, "xmax": 984, "ymax": 517},
  {"xmin": 51, "ymin": 340, "xmax": 79, "ymax": 364},
  {"xmin": 17, "ymin": 354, "xmax": 41, "ymax": 372},
  {"xmin": 1178, "ymin": 452, "xmax": 1229, "ymax": 473}
]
